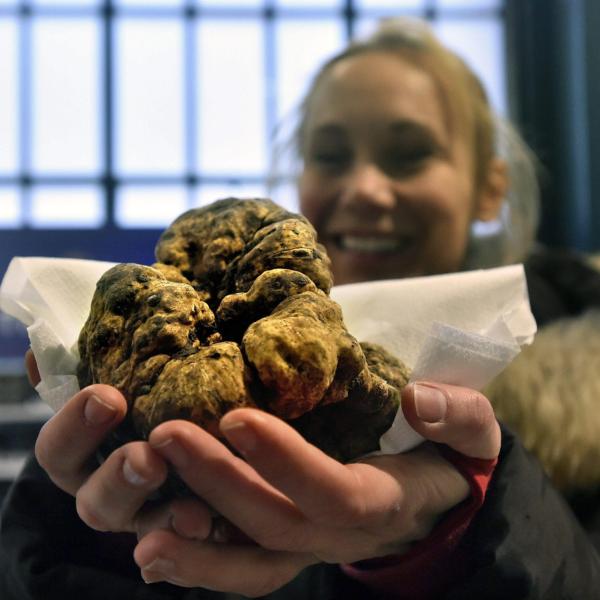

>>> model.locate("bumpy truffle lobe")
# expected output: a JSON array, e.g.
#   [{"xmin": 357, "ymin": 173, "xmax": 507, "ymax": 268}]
[
  {"xmin": 242, "ymin": 291, "xmax": 368, "ymax": 419},
  {"xmin": 230, "ymin": 218, "xmax": 332, "ymax": 299},
  {"xmin": 291, "ymin": 343, "xmax": 410, "ymax": 462},
  {"xmin": 217, "ymin": 268, "xmax": 318, "ymax": 341},
  {"xmin": 132, "ymin": 342, "xmax": 257, "ymax": 439},
  {"xmin": 360, "ymin": 342, "xmax": 411, "ymax": 392},
  {"xmin": 155, "ymin": 197, "xmax": 332, "ymax": 307},
  {"xmin": 77, "ymin": 263, "xmax": 219, "ymax": 406}
]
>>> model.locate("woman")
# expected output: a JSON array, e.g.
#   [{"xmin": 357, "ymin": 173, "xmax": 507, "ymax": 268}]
[
  {"xmin": 291, "ymin": 16, "xmax": 600, "ymax": 498},
  {"xmin": 2, "ymin": 19, "xmax": 599, "ymax": 599}
]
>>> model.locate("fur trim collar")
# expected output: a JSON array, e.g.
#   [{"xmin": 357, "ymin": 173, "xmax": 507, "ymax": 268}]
[{"xmin": 484, "ymin": 309, "xmax": 600, "ymax": 493}]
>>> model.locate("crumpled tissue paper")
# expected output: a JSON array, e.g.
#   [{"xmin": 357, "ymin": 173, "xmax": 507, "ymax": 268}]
[{"xmin": 0, "ymin": 257, "xmax": 536, "ymax": 454}]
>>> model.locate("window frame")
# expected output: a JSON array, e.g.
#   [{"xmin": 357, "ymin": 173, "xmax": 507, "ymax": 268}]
[{"xmin": 0, "ymin": 0, "xmax": 507, "ymax": 360}]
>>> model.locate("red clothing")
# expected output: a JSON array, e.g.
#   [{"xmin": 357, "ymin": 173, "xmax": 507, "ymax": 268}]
[{"xmin": 342, "ymin": 447, "xmax": 497, "ymax": 599}]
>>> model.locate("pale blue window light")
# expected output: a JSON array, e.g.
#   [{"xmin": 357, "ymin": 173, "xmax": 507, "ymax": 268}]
[
  {"xmin": 275, "ymin": 1, "xmax": 342, "ymax": 7},
  {"xmin": 275, "ymin": 18, "xmax": 344, "ymax": 123},
  {"xmin": 31, "ymin": 17, "xmax": 102, "ymax": 175},
  {"xmin": 434, "ymin": 18, "xmax": 507, "ymax": 115},
  {"xmin": 29, "ymin": 187, "xmax": 105, "ymax": 228},
  {"xmin": 194, "ymin": 183, "xmax": 267, "ymax": 209},
  {"xmin": 0, "ymin": 19, "xmax": 19, "ymax": 174},
  {"xmin": 114, "ymin": 18, "xmax": 185, "ymax": 176},
  {"xmin": 116, "ymin": 185, "xmax": 187, "ymax": 228},
  {"xmin": 0, "ymin": 189, "xmax": 21, "ymax": 228},
  {"xmin": 268, "ymin": 18, "xmax": 344, "ymax": 209},
  {"xmin": 118, "ymin": 0, "xmax": 184, "ymax": 6},
  {"xmin": 438, "ymin": 0, "xmax": 502, "ymax": 9},
  {"xmin": 197, "ymin": 1, "xmax": 262, "ymax": 7},
  {"xmin": 3, "ymin": 1, "xmax": 508, "ymax": 231},
  {"xmin": 31, "ymin": 0, "xmax": 101, "ymax": 6},
  {"xmin": 356, "ymin": 0, "xmax": 425, "ymax": 9},
  {"xmin": 270, "ymin": 180, "xmax": 300, "ymax": 213},
  {"xmin": 197, "ymin": 18, "xmax": 266, "ymax": 176},
  {"xmin": 353, "ymin": 17, "xmax": 379, "ymax": 40}
]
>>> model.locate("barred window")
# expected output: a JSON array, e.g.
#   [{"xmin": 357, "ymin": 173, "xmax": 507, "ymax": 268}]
[{"xmin": 0, "ymin": 0, "xmax": 505, "ymax": 359}]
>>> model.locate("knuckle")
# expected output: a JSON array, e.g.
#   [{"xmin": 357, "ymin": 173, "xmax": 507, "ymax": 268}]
[
  {"xmin": 330, "ymin": 471, "xmax": 368, "ymax": 525},
  {"xmin": 34, "ymin": 430, "xmax": 52, "ymax": 472},
  {"xmin": 253, "ymin": 526, "xmax": 294, "ymax": 551},
  {"xmin": 338, "ymin": 495, "xmax": 368, "ymax": 524},
  {"xmin": 35, "ymin": 432, "xmax": 71, "ymax": 486},
  {"xmin": 463, "ymin": 391, "xmax": 495, "ymax": 432},
  {"xmin": 76, "ymin": 494, "xmax": 110, "ymax": 532},
  {"xmin": 132, "ymin": 512, "xmax": 154, "ymax": 540},
  {"xmin": 316, "ymin": 502, "xmax": 363, "ymax": 530},
  {"xmin": 252, "ymin": 519, "xmax": 312, "ymax": 553}
]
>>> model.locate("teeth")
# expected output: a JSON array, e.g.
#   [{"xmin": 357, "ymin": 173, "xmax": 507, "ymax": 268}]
[{"xmin": 339, "ymin": 236, "xmax": 408, "ymax": 252}]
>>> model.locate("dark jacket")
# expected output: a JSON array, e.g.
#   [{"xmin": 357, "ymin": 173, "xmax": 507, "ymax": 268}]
[{"xmin": 2, "ymin": 246, "xmax": 600, "ymax": 599}]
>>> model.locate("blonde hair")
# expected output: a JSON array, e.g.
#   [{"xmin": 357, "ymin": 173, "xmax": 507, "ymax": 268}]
[{"xmin": 274, "ymin": 18, "xmax": 540, "ymax": 268}]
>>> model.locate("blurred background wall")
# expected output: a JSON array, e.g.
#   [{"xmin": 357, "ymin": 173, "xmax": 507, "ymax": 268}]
[
  {"xmin": 0, "ymin": 0, "xmax": 599, "ymax": 497},
  {"xmin": 506, "ymin": 0, "xmax": 600, "ymax": 253}
]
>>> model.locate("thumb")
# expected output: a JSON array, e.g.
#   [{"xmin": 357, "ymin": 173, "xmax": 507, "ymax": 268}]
[{"xmin": 401, "ymin": 382, "xmax": 500, "ymax": 460}]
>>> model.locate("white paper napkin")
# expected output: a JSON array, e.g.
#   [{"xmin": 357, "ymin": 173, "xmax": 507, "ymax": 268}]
[
  {"xmin": 330, "ymin": 267, "xmax": 536, "ymax": 453},
  {"xmin": 0, "ymin": 258, "xmax": 115, "ymax": 411},
  {"xmin": 0, "ymin": 257, "xmax": 536, "ymax": 452}
]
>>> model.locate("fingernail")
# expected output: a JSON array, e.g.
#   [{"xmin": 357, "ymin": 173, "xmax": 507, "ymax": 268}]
[
  {"xmin": 122, "ymin": 459, "xmax": 149, "ymax": 486},
  {"xmin": 220, "ymin": 420, "xmax": 257, "ymax": 455},
  {"xmin": 84, "ymin": 394, "xmax": 117, "ymax": 426},
  {"xmin": 141, "ymin": 570, "xmax": 162, "ymax": 584},
  {"xmin": 151, "ymin": 438, "xmax": 188, "ymax": 468},
  {"xmin": 413, "ymin": 383, "xmax": 448, "ymax": 423},
  {"xmin": 143, "ymin": 557, "xmax": 175, "ymax": 573},
  {"xmin": 141, "ymin": 558, "xmax": 175, "ymax": 584}
]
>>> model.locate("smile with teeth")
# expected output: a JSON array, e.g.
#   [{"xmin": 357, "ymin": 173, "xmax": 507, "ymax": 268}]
[{"xmin": 334, "ymin": 235, "xmax": 415, "ymax": 253}]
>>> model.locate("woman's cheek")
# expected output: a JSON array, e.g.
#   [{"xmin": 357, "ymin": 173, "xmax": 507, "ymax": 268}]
[
  {"xmin": 424, "ymin": 220, "xmax": 471, "ymax": 274},
  {"xmin": 411, "ymin": 197, "xmax": 472, "ymax": 273}
]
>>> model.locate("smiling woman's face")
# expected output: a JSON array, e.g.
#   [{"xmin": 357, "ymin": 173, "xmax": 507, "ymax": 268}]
[{"xmin": 298, "ymin": 51, "xmax": 496, "ymax": 285}]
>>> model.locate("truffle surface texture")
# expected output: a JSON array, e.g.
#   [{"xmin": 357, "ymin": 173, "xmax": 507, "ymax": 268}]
[{"xmin": 77, "ymin": 198, "xmax": 410, "ymax": 472}]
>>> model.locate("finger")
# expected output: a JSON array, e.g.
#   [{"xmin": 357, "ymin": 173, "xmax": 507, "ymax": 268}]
[
  {"xmin": 35, "ymin": 384, "xmax": 127, "ymax": 495},
  {"xmin": 221, "ymin": 410, "xmax": 468, "ymax": 560},
  {"xmin": 134, "ymin": 503, "xmax": 173, "ymax": 541},
  {"xmin": 75, "ymin": 441, "xmax": 168, "ymax": 533},
  {"xmin": 401, "ymin": 382, "xmax": 501, "ymax": 459},
  {"xmin": 134, "ymin": 529, "xmax": 316, "ymax": 597},
  {"xmin": 136, "ymin": 497, "xmax": 215, "ymax": 541},
  {"xmin": 220, "ymin": 409, "xmax": 402, "ymax": 527},
  {"xmin": 169, "ymin": 498, "xmax": 216, "ymax": 540},
  {"xmin": 148, "ymin": 420, "xmax": 307, "ymax": 550},
  {"xmin": 25, "ymin": 349, "xmax": 41, "ymax": 387}
]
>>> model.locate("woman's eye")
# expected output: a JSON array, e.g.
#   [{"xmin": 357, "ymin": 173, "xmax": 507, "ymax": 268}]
[
  {"xmin": 312, "ymin": 151, "xmax": 350, "ymax": 170},
  {"xmin": 385, "ymin": 146, "xmax": 434, "ymax": 175}
]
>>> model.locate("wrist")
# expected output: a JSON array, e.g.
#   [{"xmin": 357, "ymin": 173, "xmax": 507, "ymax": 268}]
[{"xmin": 341, "ymin": 451, "xmax": 498, "ymax": 599}]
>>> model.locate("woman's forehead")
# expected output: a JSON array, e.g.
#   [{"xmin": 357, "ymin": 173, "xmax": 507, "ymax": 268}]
[{"xmin": 306, "ymin": 52, "xmax": 448, "ymax": 137}]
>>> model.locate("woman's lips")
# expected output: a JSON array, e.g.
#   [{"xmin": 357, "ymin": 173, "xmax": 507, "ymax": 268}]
[
  {"xmin": 326, "ymin": 234, "xmax": 422, "ymax": 279},
  {"xmin": 331, "ymin": 234, "xmax": 416, "ymax": 254}
]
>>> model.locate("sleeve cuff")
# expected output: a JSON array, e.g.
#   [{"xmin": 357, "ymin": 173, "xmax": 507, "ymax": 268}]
[{"xmin": 341, "ymin": 448, "xmax": 497, "ymax": 599}]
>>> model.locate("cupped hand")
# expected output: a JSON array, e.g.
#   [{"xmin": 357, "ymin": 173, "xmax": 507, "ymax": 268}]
[
  {"xmin": 132, "ymin": 381, "xmax": 500, "ymax": 596},
  {"xmin": 29, "ymin": 350, "xmax": 215, "ymax": 538},
  {"xmin": 27, "ymin": 349, "xmax": 501, "ymax": 597},
  {"xmin": 28, "ymin": 347, "xmax": 177, "ymax": 534}
]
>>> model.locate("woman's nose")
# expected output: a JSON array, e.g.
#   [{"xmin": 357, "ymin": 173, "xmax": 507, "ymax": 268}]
[{"xmin": 339, "ymin": 163, "xmax": 396, "ymax": 211}]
